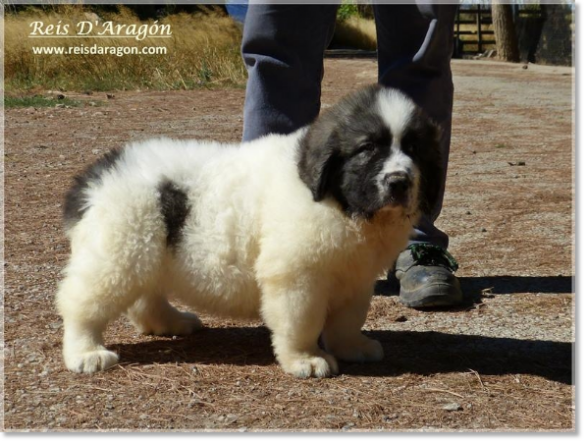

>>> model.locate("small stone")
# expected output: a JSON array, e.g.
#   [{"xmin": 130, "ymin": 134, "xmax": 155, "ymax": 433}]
[
  {"xmin": 507, "ymin": 161, "xmax": 526, "ymax": 166},
  {"xmin": 225, "ymin": 414, "xmax": 238, "ymax": 424},
  {"xmin": 481, "ymin": 228, "xmax": 487, "ymax": 233},
  {"xmin": 442, "ymin": 402, "xmax": 463, "ymax": 412},
  {"xmin": 342, "ymin": 422, "xmax": 355, "ymax": 431},
  {"xmin": 382, "ymin": 414, "xmax": 398, "ymax": 423}
]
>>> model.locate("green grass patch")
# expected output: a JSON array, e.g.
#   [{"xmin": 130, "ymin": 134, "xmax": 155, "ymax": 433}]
[{"xmin": 5, "ymin": 94, "xmax": 82, "ymax": 108}]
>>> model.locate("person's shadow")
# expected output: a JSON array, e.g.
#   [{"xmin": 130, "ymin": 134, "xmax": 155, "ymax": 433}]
[{"xmin": 375, "ymin": 275, "xmax": 573, "ymax": 306}]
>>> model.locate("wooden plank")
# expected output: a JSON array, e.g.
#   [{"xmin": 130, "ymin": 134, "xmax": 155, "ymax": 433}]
[
  {"xmin": 455, "ymin": 31, "xmax": 496, "ymax": 35},
  {"xmin": 454, "ymin": 4, "xmax": 498, "ymax": 55}
]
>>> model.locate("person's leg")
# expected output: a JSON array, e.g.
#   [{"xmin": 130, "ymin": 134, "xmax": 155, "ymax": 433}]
[
  {"xmin": 241, "ymin": 4, "xmax": 338, "ymax": 142},
  {"xmin": 374, "ymin": 3, "xmax": 457, "ymax": 249},
  {"xmin": 374, "ymin": 4, "xmax": 462, "ymax": 308}
]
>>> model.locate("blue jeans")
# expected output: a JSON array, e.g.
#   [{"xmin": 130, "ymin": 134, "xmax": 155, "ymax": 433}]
[{"xmin": 241, "ymin": 3, "xmax": 456, "ymax": 249}]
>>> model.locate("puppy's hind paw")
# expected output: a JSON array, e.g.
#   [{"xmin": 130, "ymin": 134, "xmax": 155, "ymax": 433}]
[
  {"xmin": 279, "ymin": 351, "xmax": 339, "ymax": 379},
  {"xmin": 64, "ymin": 348, "xmax": 119, "ymax": 373},
  {"xmin": 327, "ymin": 336, "xmax": 384, "ymax": 363},
  {"xmin": 148, "ymin": 311, "xmax": 203, "ymax": 336},
  {"xmin": 132, "ymin": 308, "xmax": 204, "ymax": 337}
]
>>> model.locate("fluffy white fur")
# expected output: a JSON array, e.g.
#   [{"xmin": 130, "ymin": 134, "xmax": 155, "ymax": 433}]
[{"xmin": 57, "ymin": 91, "xmax": 421, "ymax": 378}]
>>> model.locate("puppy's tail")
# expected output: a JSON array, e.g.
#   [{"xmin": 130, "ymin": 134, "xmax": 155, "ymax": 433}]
[{"xmin": 63, "ymin": 148, "xmax": 122, "ymax": 232}]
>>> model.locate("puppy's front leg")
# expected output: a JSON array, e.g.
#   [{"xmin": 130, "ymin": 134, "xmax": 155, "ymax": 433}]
[
  {"xmin": 322, "ymin": 291, "xmax": 384, "ymax": 363},
  {"xmin": 260, "ymin": 280, "xmax": 338, "ymax": 378}
]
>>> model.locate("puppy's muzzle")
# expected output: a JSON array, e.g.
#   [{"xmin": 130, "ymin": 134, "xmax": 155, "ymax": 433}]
[{"xmin": 384, "ymin": 172, "xmax": 412, "ymax": 206}]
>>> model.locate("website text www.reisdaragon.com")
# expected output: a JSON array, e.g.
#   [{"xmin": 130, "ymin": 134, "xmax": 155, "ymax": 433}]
[{"xmin": 31, "ymin": 44, "xmax": 168, "ymax": 57}]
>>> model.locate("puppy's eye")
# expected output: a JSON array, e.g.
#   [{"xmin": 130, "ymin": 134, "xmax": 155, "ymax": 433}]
[
  {"xmin": 357, "ymin": 141, "xmax": 376, "ymax": 154},
  {"xmin": 403, "ymin": 143, "xmax": 417, "ymax": 155}
]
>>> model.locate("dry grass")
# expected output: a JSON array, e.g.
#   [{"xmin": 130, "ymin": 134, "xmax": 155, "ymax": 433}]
[
  {"xmin": 333, "ymin": 16, "xmax": 377, "ymax": 51},
  {"xmin": 4, "ymin": 6, "xmax": 246, "ymax": 92}
]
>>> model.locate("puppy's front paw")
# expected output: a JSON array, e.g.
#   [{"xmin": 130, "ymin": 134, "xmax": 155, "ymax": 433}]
[
  {"xmin": 64, "ymin": 348, "xmax": 119, "ymax": 373},
  {"xmin": 326, "ymin": 336, "xmax": 384, "ymax": 363},
  {"xmin": 278, "ymin": 351, "xmax": 339, "ymax": 378}
]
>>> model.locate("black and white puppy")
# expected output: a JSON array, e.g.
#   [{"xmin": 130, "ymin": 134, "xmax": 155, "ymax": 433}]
[{"xmin": 57, "ymin": 84, "xmax": 442, "ymax": 378}]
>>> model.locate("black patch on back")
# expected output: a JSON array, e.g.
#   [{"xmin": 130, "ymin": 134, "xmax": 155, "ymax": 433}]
[
  {"xmin": 63, "ymin": 148, "xmax": 122, "ymax": 229},
  {"xmin": 158, "ymin": 180, "xmax": 190, "ymax": 248}
]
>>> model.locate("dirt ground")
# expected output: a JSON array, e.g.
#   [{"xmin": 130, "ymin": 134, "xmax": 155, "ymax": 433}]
[{"xmin": 2, "ymin": 58, "xmax": 574, "ymax": 431}]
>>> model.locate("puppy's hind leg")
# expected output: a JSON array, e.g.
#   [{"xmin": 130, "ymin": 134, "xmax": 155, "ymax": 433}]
[
  {"xmin": 57, "ymin": 272, "xmax": 128, "ymax": 374},
  {"xmin": 127, "ymin": 295, "xmax": 203, "ymax": 336},
  {"xmin": 58, "ymin": 179, "xmax": 171, "ymax": 373}
]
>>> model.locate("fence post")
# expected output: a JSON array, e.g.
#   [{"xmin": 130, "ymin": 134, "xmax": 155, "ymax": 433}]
[{"xmin": 477, "ymin": 4, "xmax": 483, "ymax": 53}]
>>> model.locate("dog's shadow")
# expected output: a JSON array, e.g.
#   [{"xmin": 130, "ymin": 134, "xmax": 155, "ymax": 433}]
[{"xmin": 113, "ymin": 326, "xmax": 572, "ymax": 385}]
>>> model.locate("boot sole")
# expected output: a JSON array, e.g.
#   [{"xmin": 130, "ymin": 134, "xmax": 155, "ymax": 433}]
[{"xmin": 399, "ymin": 284, "xmax": 463, "ymax": 309}]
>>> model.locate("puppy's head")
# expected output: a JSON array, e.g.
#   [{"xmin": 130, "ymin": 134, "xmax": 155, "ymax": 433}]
[{"xmin": 298, "ymin": 85, "xmax": 443, "ymax": 220}]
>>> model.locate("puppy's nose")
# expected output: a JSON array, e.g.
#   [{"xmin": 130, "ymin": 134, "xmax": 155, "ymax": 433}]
[{"xmin": 385, "ymin": 172, "xmax": 411, "ymax": 198}]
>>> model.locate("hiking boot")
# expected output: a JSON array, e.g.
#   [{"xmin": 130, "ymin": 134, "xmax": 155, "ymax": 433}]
[{"xmin": 394, "ymin": 243, "xmax": 462, "ymax": 309}]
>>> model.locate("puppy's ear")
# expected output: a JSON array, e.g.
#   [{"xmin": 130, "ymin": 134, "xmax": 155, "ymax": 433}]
[
  {"xmin": 418, "ymin": 120, "xmax": 444, "ymax": 215},
  {"xmin": 297, "ymin": 123, "xmax": 342, "ymax": 202}
]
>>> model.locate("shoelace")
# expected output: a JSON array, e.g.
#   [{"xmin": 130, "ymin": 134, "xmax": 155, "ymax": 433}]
[{"xmin": 408, "ymin": 243, "xmax": 459, "ymax": 272}]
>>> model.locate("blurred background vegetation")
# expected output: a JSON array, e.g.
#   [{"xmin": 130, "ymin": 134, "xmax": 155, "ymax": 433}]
[
  {"xmin": 4, "ymin": 4, "xmax": 246, "ymax": 92},
  {"xmin": 4, "ymin": 2, "xmax": 573, "ymax": 94}
]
